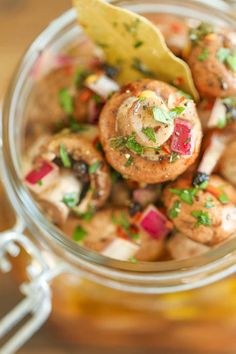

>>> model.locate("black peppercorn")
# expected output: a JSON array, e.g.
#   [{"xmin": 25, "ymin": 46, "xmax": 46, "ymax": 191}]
[{"xmin": 193, "ymin": 172, "xmax": 209, "ymax": 187}]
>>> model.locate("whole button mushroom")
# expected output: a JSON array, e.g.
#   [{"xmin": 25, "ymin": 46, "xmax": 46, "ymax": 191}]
[
  {"xmin": 99, "ymin": 79, "xmax": 202, "ymax": 184},
  {"xmin": 188, "ymin": 23, "xmax": 236, "ymax": 98},
  {"xmin": 163, "ymin": 174, "xmax": 236, "ymax": 246},
  {"xmin": 25, "ymin": 133, "xmax": 112, "ymax": 225}
]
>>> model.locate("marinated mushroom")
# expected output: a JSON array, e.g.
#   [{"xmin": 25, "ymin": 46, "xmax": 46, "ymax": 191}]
[
  {"xmin": 167, "ymin": 232, "xmax": 210, "ymax": 260},
  {"xmin": 188, "ymin": 23, "xmax": 236, "ymax": 98},
  {"xmin": 25, "ymin": 133, "xmax": 111, "ymax": 225},
  {"xmin": 62, "ymin": 207, "xmax": 166, "ymax": 261},
  {"xmin": 164, "ymin": 174, "xmax": 236, "ymax": 245},
  {"xmin": 99, "ymin": 79, "xmax": 202, "ymax": 184}
]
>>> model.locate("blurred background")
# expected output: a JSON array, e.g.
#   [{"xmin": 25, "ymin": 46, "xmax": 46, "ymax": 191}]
[{"xmin": 1, "ymin": 1, "xmax": 236, "ymax": 354}]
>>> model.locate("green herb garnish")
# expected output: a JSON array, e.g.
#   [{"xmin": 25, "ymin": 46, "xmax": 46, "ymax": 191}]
[
  {"xmin": 170, "ymin": 188, "xmax": 197, "ymax": 205},
  {"xmin": 198, "ymin": 180, "xmax": 209, "ymax": 190},
  {"xmin": 197, "ymin": 48, "xmax": 209, "ymax": 61},
  {"xmin": 89, "ymin": 161, "xmax": 101, "ymax": 174},
  {"xmin": 68, "ymin": 116, "xmax": 87, "ymax": 133},
  {"xmin": 169, "ymin": 106, "xmax": 185, "ymax": 118},
  {"xmin": 59, "ymin": 88, "xmax": 73, "ymax": 115},
  {"xmin": 112, "ymin": 212, "xmax": 139, "ymax": 240},
  {"xmin": 76, "ymin": 206, "xmax": 94, "ymax": 221},
  {"xmin": 73, "ymin": 225, "xmax": 87, "ymax": 242},
  {"xmin": 124, "ymin": 19, "xmax": 140, "ymax": 35},
  {"xmin": 134, "ymin": 40, "xmax": 144, "ymax": 48},
  {"xmin": 169, "ymin": 152, "xmax": 180, "ymax": 163},
  {"xmin": 226, "ymin": 52, "xmax": 236, "ymax": 72},
  {"xmin": 219, "ymin": 193, "xmax": 229, "ymax": 204},
  {"xmin": 37, "ymin": 180, "xmax": 43, "ymax": 186},
  {"xmin": 129, "ymin": 256, "xmax": 138, "ymax": 264},
  {"xmin": 198, "ymin": 48, "xmax": 209, "ymax": 62},
  {"xmin": 126, "ymin": 134, "xmax": 143, "ymax": 155},
  {"xmin": 152, "ymin": 106, "xmax": 172, "ymax": 125},
  {"xmin": 191, "ymin": 210, "xmax": 211, "ymax": 228},
  {"xmin": 217, "ymin": 117, "xmax": 227, "ymax": 129},
  {"xmin": 205, "ymin": 197, "xmax": 215, "ymax": 209},
  {"xmin": 142, "ymin": 127, "xmax": 156, "ymax": 143},
  {"xmin": 62, "ymin": 192, "xmax": 79, "ymax": 208},
  {"xmin": 217, "ymin": 48, "xmax": 231, "ymax": 63},
  {"xmin": 132, "ymin": 58, "xmax": 154, "ymax": 77},
  {"xmin": 74, "ymin": 68, "xmax": 91, "ymax": 88},
  {"xmin": 168, "ymin": 200, "xmax": 181, "ymax": 219},
  {"xmin": 96, "ymin": 41, "xmax": 109, "ymax": 48},
  {"xmin": 189, "ymin": 22, "xmax": 214, "ymax": 44},
  {"xmin": 59, "ymin": 144, "xmax": 71, "ymax": 168},
  {"xmin": 125, "ymin": 156, "xmax": 134, "ymax": 167}
]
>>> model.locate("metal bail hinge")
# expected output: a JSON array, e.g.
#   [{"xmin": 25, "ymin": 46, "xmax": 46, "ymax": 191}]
[{"xmin": 0, "ymin": 219, "xmax": 66, "ymax": 354}]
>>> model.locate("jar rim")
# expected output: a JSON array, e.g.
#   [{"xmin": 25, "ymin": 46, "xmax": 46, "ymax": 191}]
[{"xmin": 2, "ymin": 1, "xmax": 236, "ymax": 293}]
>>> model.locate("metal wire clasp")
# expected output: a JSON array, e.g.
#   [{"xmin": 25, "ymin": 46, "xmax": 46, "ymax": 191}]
[{"xmin": 0, "ymin": 218, "xmax": 67, "ymax": 354}]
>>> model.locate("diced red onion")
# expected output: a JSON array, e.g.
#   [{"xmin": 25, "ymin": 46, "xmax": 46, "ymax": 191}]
[
  {"xmin": 25, "ymin": 160, "xmax": 56, "ymax": 185},
  {"xmin": 207, "ymin": 98, "xmax": 226, "ymax": 128},
  {"xmin": 139, "ymin": 205, "xmax": 172, "ymax": 240},
  {"xmin": 198, "ymin": 134, "xmax": 226, "ymax": 175},
  {"xmin": 101, "ymin": 238, "xmax": 139, "ymax": 261},
  {"xmin": 25, "ymin": 160, "xmax": 59, "ymax": 194},
  {"xmin": 88, "ymin": 99, "xmax": 102, "ymax": 123},
  {"xmin": 171, "ymin": 118, "xmax": 192, "ymax": 155},
  {"xmin": 85, "ymin": 74, "xmax": 119, "ymax": 99}
]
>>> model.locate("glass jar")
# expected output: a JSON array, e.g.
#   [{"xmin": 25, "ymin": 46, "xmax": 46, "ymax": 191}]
[{"xmin": 2, "ymin": 1, "xmax": 236, "ymax": 353}]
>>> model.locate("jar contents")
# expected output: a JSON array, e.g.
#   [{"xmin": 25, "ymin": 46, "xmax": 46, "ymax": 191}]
[{"xmin": 23, "ymin": 4, "xmax": 236, "ymax": 263}]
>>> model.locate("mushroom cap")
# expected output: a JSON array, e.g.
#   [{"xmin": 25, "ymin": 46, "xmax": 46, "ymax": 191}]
[{"xmin": 99, "ymin": 79, "xmax": 202, "ymax": 184}]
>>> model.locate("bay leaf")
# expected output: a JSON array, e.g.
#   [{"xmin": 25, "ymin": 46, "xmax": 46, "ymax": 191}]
[{"xmin": 73, "ymin": 0, "xmax": 199, "ymax": 100}]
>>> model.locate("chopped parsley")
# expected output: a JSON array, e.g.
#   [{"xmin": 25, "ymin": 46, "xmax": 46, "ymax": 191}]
[
  {"xmin": 152, "ymin": 106, "xmax": 184, "ymax": 125},
  {"xmin": 152, "ymin": 106, "xmax": 172, "ymax": 125},
  {"xmin": 89, "ymin": 161, "xmax": 101, "ymax": 174},
  {"xmin": 142, "ymin": 127, "xmax": 156, "ymax": 143},
  {"xmin": 62, "ymin": 192, "xmax": 79, "ymax": 208},
  {"xmin": 37, "ymin": 180, "xmax": 43, "ymax": 186},
  {"xmin": 96, "ymin": 41, "xmax": 109, "ymax": 48},
  {"xmin": 129, "ymin": 256, "xmax": 138, "ymax": 264},
  {"xmin": 125, "ymin": 155, "xmax": 134, "ymax": 167},
  {"xmin": 170, "ymin": 188, "xmax": 197, "ymax": 205},
  {"xmin": 189, "ymin": 22, "xmax": 214, "ymax": 45},
  {"xmin": 111, "ymin": 170, "xmax": 122, "ymax": 183},
  {"xmin": 169, "ymin": 106, "xmax": 185, "ymax": 118},
  {"xmin": 169, "ymin": 152, "xmax": 180, "ymax": 163},
  {"xmin": 59, "ymin": 144, "xmax": 72, "ymax": 168},
  {"xmin": 124, "ymin": 19, "xmax": 140, "ymax": 36},
  {"xmin": 72, "ymin": 225, "xmax": 87, "ymax": 242},
  {"xmin": 198, "ymin": 180, "xmax": 209, "ymax": 190},
  {"xmin": 74, "ymin": 68, "xmax": 91, "ymax": 88},
  {"xmin": 168, "ymin": 200, "xmax": 181, "ymax": 219},
  {"xmin": 219, "ymin": 193, "xmax": 229, "ymax": 204},
  {"xmin": 59, "ymin": 88, "xmax": 73, "ymax": 115},
  {"xmin": 68, "ymin": 116, "xmax": 87, "ymax": 133},
  {"xmin": 205, "ymin": 197, "xmax": 215, "ymax": 209},
  {"xmin": 217, "ymin": 116, "xmax": 227, "ymax": 129},
  {"xmin": 134, "ymin": 40, "xmax": 144, "ymax": 48},
  {"xmin": 197, "ymin": 48, "xmax": 209, "ymax": 61},
  {"xmin": 76, "ymin": 206, "xmax": 94, "ymax": 221},
  {"xmin": 191, "ymin": 210, "xmax": 211, "ymax": 228},
  {"xmin": 216, "ymin": 48, "xmax": 236, "ymax": 73},
  {"xmin": 217, "ymin": 48, "xmax": 231, "ymax": 63},
  {"xmin": 132, "ymin": 58, "xmax": 154, "ymax": 77},
  {"xmin": 109, "ymin": 133, "xmax": 161, "ymax": 155},
  {"xmin": 112, "ymin": 212, "xmax": 139, "ymax": 240},
  {"xmin": 126, "ymin": 134, "xmax": 143, "ymax": 155},
  {"xmin": 226, "ymin": 52, "xmax": 236, "ymax": 73}
]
